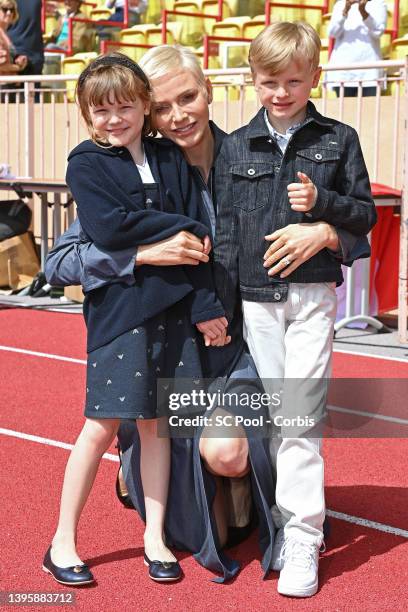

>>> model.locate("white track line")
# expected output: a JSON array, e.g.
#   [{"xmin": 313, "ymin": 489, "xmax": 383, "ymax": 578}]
[
  {"xmin": 0, "ymin": 428, "xmax": 118, "ymax": 462},
  {"xmin": 333, "ymin": 347, "xmax": 408, "ymax": 364},
  {"xmin": 0, "ymin": 345, "xmax": 86, "ymax": 364},
  {"xmin": 1, "ymin": 344, "xmax": 407, "ymax": 366},
  {"xmin": 327, "ymin": 405, "xmax": 408, "ymax": 426},
  {"xmin": 326, "ymin": 510, "xmax": 408, "ymax": 538},
  {"xmin": 1, "ymin": 427, "xmax": 407, "ymax": 539}
]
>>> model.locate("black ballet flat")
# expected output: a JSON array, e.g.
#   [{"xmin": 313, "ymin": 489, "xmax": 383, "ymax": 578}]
[
  {"xmin": 143, "ymin": 553, "xmax": 181, "ymax": 582},
  {"xmin": 42, "ymin": 547, "xmax": 95, "ymax": 586}
]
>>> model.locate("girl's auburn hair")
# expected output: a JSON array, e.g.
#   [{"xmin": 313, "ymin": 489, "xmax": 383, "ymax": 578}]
[{"xmin": 76, "ymin": 53, "xmax": 152, "ymax": 143}]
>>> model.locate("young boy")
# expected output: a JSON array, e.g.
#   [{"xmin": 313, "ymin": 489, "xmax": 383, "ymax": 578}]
[{"xmin": 213, "ymin": 22, "xmax": 376, "ymax": 597}]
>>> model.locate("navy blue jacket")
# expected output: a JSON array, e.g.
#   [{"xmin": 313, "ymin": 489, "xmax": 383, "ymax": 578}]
[{"xmin": 66, "ymin": 138, "xmax": 224, "ymax": 352}]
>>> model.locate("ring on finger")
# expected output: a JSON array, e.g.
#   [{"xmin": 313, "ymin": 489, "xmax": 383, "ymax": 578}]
[{"xmin": 281, "ymin": 256, "xmax": 292, "ymax": 267}]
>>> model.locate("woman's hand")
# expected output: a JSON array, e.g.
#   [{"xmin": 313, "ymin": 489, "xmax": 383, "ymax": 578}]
[
  {"xmin": 263, "ymin": 222, "xmax": 340, "ymax": 278},
  {"xmin": 136, "ymin": 231, "xmax": 210, "ymax": 267}
]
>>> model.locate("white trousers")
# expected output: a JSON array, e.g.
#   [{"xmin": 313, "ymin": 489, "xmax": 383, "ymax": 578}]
[{"xmin": 242, "ymin": 283, "xmax": 337, "ymax": 545}]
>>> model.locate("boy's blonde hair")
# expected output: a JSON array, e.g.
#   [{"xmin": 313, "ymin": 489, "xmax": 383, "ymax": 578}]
[
  {"xmin": 0, "ymin": 0, "xmax": 19, "ymax": 25},
  {"xmin": 249, "ymin": 22, "xmax": 321, "ymax": 74},
  {"xmin": 76, "ymin": 52, "xmax": 151, "ymax": 143},
  {"xmin": 139, "ymin": 44, "xmax": 207, "ymax": 89}
]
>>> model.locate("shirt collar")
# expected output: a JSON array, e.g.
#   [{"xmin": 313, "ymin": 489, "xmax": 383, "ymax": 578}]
[{"xmin": 263, "ymin": 108, "xmax": 308, "ymax": 140}]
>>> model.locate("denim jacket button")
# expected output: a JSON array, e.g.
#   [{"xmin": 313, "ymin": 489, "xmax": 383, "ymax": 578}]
[
  {"xmin": 274, "ymin": 292, "xmax": 281, "ymax": 300},
  {"xmin": 247, "ymin": 168, "xmax": 255, "ymax": 176},
  {"xmin": 315, "ymin": 153, "xmax": 322, "ymax": 160}
]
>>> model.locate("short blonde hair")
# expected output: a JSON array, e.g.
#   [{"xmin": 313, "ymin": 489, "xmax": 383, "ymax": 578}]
[
  {"xmin": 76, "ymin": 53, "xmax": 151, "ymax": 143},
  {"xmin": 0, "ymin": 0, "xmax": 19, "ymax": 25},
  {"xmin": 249, "ymin": 22, "xmax": 321, "ymax": 74},
  {"xmin": 139, "ymin": 45, "xmax": 207, "ymax": 89}
]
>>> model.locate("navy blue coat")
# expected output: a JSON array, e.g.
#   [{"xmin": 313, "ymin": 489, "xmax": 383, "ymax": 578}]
[{"xmin": 66, "ymin": 138, "xmax": 224, "ymax": 351}]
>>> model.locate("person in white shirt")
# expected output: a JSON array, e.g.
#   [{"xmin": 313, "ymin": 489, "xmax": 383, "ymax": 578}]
[
  {"xmin": 105, "ymin": 0, "xmax": 147, "ymax": 26},
  {"xmin": 326, "ymin": 0, "xmax": 387, "ymax": 96}
]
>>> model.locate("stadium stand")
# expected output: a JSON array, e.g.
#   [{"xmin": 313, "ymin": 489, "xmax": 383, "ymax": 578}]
[{"xmin": 39, "ymin": 0, "xmax": 407, "ymax": 91}]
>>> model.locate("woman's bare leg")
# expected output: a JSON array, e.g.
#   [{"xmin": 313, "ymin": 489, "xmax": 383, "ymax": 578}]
[
  {"xmin": 51, "ymin": 418, "xmax": 119, "ymax": 567},
  {"xmin": 137, "ymin": 418, "xmax": 175, "ymax": 562}
]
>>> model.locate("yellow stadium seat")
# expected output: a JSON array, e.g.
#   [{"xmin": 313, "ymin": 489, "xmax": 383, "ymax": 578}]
[
  {"xmin": 117, "ymin": 27, "xmax": 150, "ymax": 62},
  {"xmin": 391, "ymin": 35, "xmax": 408, "ymax": 59},
  {"xmin": 171, "ymin": 1, "xmax": 204, "ymax": 46},
  {"xmin": 201, "ymin": 1, "xmax": 232, "ymax": 33},
  {"xmin": 62, "ymin": 52, "xmax": 98, "ymax": 101},
  {"xmin": 80, "ymin": 2, "xmax": 95, "ymax": 18},
  {"xmin": 120, "ymin": 26, "xmax": 147, "ymax": 45},
  {"xmin": 211, "ymin": 16, "xmax": 250, "ymax": 37},
  {"xmin": 242, "ymin": 17, "xmax": 265, "ymax": 40},
  {"xmin": 237, "ymin": 0, "xmax": 264, "ymax": 18},
  {"xmin": 144, "ymin": 22, "xmax": 182, "ymax": 46},
  {"xmin": 89, "ymin": 8, "xmax": 113, "ymax": 21}
]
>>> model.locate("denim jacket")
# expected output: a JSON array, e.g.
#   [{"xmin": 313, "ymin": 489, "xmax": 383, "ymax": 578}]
[{"xmin": 213, "ymin": 102, "xmax": 377, "ymax": 318}]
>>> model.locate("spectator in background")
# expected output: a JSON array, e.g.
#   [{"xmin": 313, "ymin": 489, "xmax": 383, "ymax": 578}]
[
  {"xmin": 0, "ymin": 0, "xmax": 27, "ymax": 74},
  {"xmin": 327, "ymin": 0, "xmax": 387, "ymax": 96},
  {"xmin": 8, "ymin": 0, "xmax": 43, "ymax": 76},
  {"xmin": 106, "ymin": 0, "xmax": 148, "ymax": 26},
  {"xmin": 46, "ymin": 0, "xmax": 92, "ymax": 54}
]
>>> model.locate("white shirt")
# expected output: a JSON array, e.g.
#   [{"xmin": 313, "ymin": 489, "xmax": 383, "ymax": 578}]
[
  {"xmin": 136, "ymin": 153, "xmax": 155, "ymax": 183},
  {"xmin": 106, "ymin": 0, "xmax": 148, "ymax": 14},
  {"xmin": 326, "ymin": 0, "xmax": 387, "ymax": 88},
  {"xmin": 264, "ymin": 110, "xmax": 304, "ymax": 154}
]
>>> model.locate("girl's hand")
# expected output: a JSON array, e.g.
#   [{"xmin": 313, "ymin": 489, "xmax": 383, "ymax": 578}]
[
  {"xmin": 196, "ymin": 317, "xmax": 228, "ymax": 346},
  {"xmin": 287, "ymin": 172, "xmax": 318, "ymax": 212},
  {"xmin": 206, "ymin": 329, "xmax": 232, "ymax": 347},
  {"xmin": 202, "ymin": 235, "xmax": 212, "ymax": 256},
  {"xmin": 263, "ymin": 222, "xmax": 339, "ymax": 278}
]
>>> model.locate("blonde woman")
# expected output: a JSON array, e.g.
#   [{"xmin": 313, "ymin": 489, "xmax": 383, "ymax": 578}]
[{"xmin": 46, "ymin": 45, "xmax": 370, "ymax": 582}]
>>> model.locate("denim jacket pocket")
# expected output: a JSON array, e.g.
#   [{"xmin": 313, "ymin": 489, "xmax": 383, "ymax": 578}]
[
  {"xmin": 230, "ymin": 162, "xmax": 274, "ymax": 211},
  {"xmin": 296, "ymin": 148, "xmax": 342, "ymax": 184}
]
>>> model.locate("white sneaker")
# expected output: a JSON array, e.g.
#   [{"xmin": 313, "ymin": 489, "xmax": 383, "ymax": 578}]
[
  {"xmin": 277, "ymin": 537, "xmax": 320, "ymax": 598},
  {"xmin": 271, "ymin": 528, "xmax": 285, "ymax": 571}
]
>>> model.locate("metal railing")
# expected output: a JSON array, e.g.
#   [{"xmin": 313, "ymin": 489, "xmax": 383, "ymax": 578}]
[{"xmin": 0, "ymin": 60, "xmax": 407, "ymax": 342}]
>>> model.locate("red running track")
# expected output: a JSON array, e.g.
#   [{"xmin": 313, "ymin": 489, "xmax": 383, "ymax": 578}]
[{"xmin": 1, "ymin": 309, "xmax": 407, "ymax": 611}]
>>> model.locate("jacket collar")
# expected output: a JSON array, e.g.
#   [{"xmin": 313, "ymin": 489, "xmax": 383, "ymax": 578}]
[
  {"xmin": 209, "ymin": 120, "xmax": 226, "ymax": 160},
  {"xmin": 245, "ymin": 101, "xmax": 334, "ymax": 140}
]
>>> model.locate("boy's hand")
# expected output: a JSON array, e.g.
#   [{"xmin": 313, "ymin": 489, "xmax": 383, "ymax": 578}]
[
  {"xmin": 287, "ymin": 172, "xmax": 318, "ymax": 212},
  {"xmin": 196, "ymin": 317, "xmax": 228, "ymax": 346}
]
